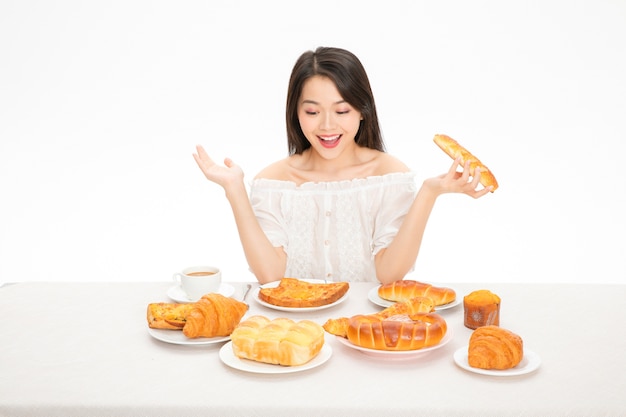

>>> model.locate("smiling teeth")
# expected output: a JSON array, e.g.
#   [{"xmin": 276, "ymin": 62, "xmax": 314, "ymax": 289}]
[{"xmin": 320, "ymin": 135, "xmax": 340, "ymax": 141}]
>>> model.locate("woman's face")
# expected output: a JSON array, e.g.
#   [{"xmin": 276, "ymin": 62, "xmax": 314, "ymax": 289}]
[{"xmin": 297, "ymin": 75, "xmax": 362, "ymax": 160}]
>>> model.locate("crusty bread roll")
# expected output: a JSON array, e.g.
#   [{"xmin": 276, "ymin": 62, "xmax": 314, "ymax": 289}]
[
  {"xmin": 323, "ymin": 296, "xmax": 435, "ymax": 338},
  {"xmin": 378, "ymin": 280, "xmax": 456, "ymax": 306},
  {"xmin": 433, "ymin": 134, "xmax": 498, "ymax": 191},
  {"xmin": 468, "ymin": 325, "xmax": 523, "ymax": 370},
  {"xmin": 231, "ymin": 315, "xmax": 325, "ymax": 366},
  {"xmin": 463, "ymin": 289, "xmax": 500, "ymax": 330},
  {"xmin": 346, "ymin": 313, "xmax": 447, "ymax": 351},
  {"xmin": 182, "ymin": 293, "xmax": 248, "ymax": 338}
]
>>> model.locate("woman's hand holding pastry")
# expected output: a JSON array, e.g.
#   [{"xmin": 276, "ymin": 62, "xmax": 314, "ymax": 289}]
[
  {"xmin": 425, "ymin": 158, "xmax": 493, "ymax": 199},
  {"xmin": 193, "ymin": 145, "xmax": 244, "ymax": 191}
]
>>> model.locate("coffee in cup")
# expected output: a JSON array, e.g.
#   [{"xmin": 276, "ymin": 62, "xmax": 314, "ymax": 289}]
[{"xmin": 173, "ymin": 265, "xmax": 222, "ymax": 301}]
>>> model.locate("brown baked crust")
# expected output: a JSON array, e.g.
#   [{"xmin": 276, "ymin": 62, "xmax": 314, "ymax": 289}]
[
  {"xmin": 322, "ymin": 297, "xmax": 435, "ymax": 338},
  {"xmin": 258, "ymin": 278, "xmax": 349, "ymax": 308},
  {"xmin": 182, "ymin": 293, "xmax": 248, "ymax": 338},
  {"xmin": 147, "ymin": 302, "xmax": 195, "ymax": 330},
  {"xmin": 378, "ymin": 280, "xmax": 456, "ymax": 306},
  {"xmin": 346, "ymin": 312, "xmax": 447, "ymax": 351},
  {"xmin": 468, "ymin": 325, "xmax": 523, "ymax": 370},
  {"xmin": 463, "ymin": 289, "xmax": 501, "ymax": 329},
  {"xmin": 433, "ymin": 134, "xmax": 499, "ymax": 192}
]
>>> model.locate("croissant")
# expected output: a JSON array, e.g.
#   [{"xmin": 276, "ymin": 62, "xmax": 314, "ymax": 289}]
[
  {"xmin": 468, "ymin": 325, "xmax": 523, "ymax": 370},
  {"xmin": 322, "ymin": 297, "xmax": 435, "ymax": 337},
  {"xmin": 182, "ymin": 293, "xmax": 248, "ymax": 338},
  {"xmin": 347, "ymin": 313, "xmax": 447, "ymax": 351},
  {"xmin": 378, "ymin": 280, "xmax": 456, "ymax": 306},
  {"xmin": 433, "ymin": 134, "xmax": 499, "ymax": 191}
]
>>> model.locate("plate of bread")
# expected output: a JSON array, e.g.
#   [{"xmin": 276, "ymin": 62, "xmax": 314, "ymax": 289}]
[
  {"xmin": 336, "ymin": 327, "xmax": 453, "ymax": 360},
  {"xmin": 254, "ymin": 278, "xmax": 349, "ymax": 312},
  {"xmin": 146, "ymin": 293, "xmax": 248, "ymax": 345},
  {"xmin": 369, "ymin": 280, "xmax": 460, "ymax": 311},
  {"xmin": 219, "ymin": 315, "xmax": 332, "ymax": 374},
  {"xmin": 453, "ymin": 325, "xmax": 541, "ymax": 376},
  {"xmin": 323, "ymin": 297, "xmax": 453, "ymax": 359}
]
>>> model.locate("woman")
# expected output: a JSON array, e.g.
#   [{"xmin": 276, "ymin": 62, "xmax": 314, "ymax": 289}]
[{"xmin": 193, "ymin": 46, "xmax": 491, "ymax": 284}]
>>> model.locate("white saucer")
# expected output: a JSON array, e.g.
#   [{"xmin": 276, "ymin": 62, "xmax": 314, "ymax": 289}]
[
  {"xmin": 453, "ymin": 346, "xmax": 541, "ymax": 376},
  {"xmin": 167, "ymin": 283, "xmax": 235, "ymax": 303}
]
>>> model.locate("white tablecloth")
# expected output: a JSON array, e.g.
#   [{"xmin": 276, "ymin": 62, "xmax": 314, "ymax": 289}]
[{"xmin": 1, "ymin": 281, "xmax": 625, "ymax": 417}]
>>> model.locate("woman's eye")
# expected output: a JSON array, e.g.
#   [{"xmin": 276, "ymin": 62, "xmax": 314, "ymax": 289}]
[
  {"xmin": 337, "ymin": 110, "xmax": 350, "ymax": 115},
  {"xmin": 304, "ymin": 110, "xmax": 318, "ymax": 115}
]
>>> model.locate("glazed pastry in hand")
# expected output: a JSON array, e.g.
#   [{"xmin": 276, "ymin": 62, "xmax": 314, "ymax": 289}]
[
  {"xmin": 182, "ymin": 293, "xmax": 248, "ymax": 338},
  {"xmin": 468, "ymin": 325, "xmax": 523, "ymax": 370}
]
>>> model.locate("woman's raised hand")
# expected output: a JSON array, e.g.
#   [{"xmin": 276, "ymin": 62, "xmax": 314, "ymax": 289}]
[
  {"xmin": 193, "ymin": 145, "xmax": 244, "ymax": 190},
  {"xmin": 425, "ymin": 157, "xmax": 493, "ymax": 199}
]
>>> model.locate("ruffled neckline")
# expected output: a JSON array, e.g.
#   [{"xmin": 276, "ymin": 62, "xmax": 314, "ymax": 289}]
[{"xmin": 250, "ymin": 171, "xmax": 416, "ymax": 191}]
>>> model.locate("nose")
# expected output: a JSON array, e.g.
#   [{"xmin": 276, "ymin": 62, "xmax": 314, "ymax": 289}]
[{"xmin": 319, "ymin": 112, "xmax": 336, "ymax": 130}]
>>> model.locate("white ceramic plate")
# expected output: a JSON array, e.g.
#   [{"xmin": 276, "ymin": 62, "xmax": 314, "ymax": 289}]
[
  {"xmin": 219, "ymin": 341, "xmax": 332, "ymax": 374},
  {"xmin": 453, "ymin": 346, "xmax": 541, "ymax": 376},
  {"xmin": 335, "ymin": 327, "xmax": 454, "ymax": 360},
  {"xmin": 367, "ymin": 286, "xmax": 461, "ymax": 311},
  {"xmin": 167, "ymin": 283, "xmax": 235, "ymax": 303},
  {"xmin": 148, "ymin": 328, "xmax": 230, "ymax": 346},
  {"xmin": 253, "ymin": 279, "xmax": 348, "ymax": 312}
]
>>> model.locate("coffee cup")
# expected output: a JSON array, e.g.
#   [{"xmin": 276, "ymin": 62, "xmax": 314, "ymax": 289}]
[{"xmin": 173, "ymin": 265, "xmax": 222, "ymax": 301}]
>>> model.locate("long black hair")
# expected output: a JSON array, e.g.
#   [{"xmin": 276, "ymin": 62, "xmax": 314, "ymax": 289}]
[{"xmin": 285, "ymin": 47, "xmax": 385, "ymax": 155}]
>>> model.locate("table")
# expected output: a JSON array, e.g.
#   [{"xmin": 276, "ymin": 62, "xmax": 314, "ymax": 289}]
[{"xmin": 1, "ymin": 281, "xmax": 625, "ymax": 417}]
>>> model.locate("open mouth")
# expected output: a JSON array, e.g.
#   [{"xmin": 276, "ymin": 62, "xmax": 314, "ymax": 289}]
[{"xmin": 318, "ymin": 134, "xmax": 341, "ymax": 148}]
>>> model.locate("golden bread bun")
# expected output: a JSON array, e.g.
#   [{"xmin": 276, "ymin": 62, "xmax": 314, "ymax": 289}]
[
  {"xmin": 433, "ymin": 133, "xmax": 499, "ymax": 191},
  {"xmin": 231, "ymin": 315, "xmax": 325, "ymax": 366},
  {"xmin": 378, "ymin": 280, "xmax": 456, "ymax": 306}
]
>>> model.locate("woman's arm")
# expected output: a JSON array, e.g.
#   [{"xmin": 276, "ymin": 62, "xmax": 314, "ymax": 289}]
[
  {"xmin": 193, "ymin": 145, "xmax": 287, "ymax": 284},
  {"xmin": 374, "ymin": 157, "xmax": 492, "ymax": 284}
]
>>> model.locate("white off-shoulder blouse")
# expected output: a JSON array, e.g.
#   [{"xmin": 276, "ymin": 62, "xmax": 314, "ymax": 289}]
[{"xmin": 249, "ymin": 172, "xmax": 418, "ymax": 282}]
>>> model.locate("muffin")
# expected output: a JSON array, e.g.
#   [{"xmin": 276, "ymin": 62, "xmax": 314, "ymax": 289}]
[{"xmin": 463, "ymin": 289, "xmax": 500, "ymax": 329}]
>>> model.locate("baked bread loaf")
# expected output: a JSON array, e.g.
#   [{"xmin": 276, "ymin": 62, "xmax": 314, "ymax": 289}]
[
  {"xmin": 323, "ymin": 296, "xmax": 435, "ymax": 338},
  {"xmin": 378, "ymin": 280, "xmax": 456, "ymax": 306},
  {"xmin": 258, "ymin": 277, "xmax": 349, "ymax": 308},
  {"xmin": 433, "ymin": 133, "xmax": 498, "ymax": 191},
  {"xmin": 346, "ymin": 313, "xmax": 447, "ymax": 351},
  {"xmin": 182, "ymin": 293, "xmax": 248, "ymax": 338},
  {"xmin": 463, "ymin": 289, "xmax": 500, "ymax": 329},
  {"xmin": 147, "ymin": 302, "xmax": 195, "ymax": 330},
  {"xmin": 230, "ymin": 315, "xmax": 325, "ymax": 366},
  {"xmin": 468, "ymin": 325, "xmax": 523, "ymax": 370}
]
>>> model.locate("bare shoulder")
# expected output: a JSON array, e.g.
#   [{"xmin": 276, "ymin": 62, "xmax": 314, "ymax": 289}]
[
  {"xmin": 372, "ymin": 151, "xmax": 410, "ymax": 175},
  {"xmin": 254, "ymin": 158, "xmax": 290, "ymax": 181}
]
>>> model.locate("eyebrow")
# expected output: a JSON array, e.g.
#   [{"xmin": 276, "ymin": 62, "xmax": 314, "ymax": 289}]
[{"xmin": 301, "ymin": 99, "xmax": 348, "ymax": 105}]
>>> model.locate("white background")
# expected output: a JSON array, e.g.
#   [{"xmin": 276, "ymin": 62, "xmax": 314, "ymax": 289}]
[{"xmin": 1, "ymin": 0, "xmax": 624, "ymax": 284}]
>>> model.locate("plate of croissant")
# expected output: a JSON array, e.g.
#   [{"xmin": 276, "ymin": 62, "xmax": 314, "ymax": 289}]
[
  {"xmin": 146, "ymin": 293, "xmax": 248, "ymax": 345},
  {"xmin": 453, "ymin": 325, "xmax": 541, "ymax": 376}
]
